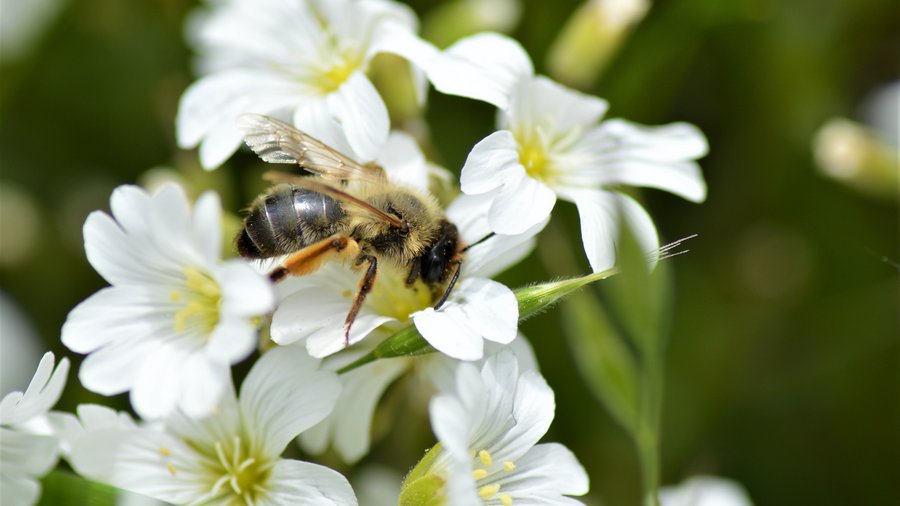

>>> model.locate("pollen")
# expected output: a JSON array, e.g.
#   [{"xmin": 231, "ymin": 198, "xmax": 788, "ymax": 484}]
[
  {"xmin": 472, "ymin": 469, "xmax": 489, "ymax": 480},
  {"xmin": 478, "ymin": 484, "xmax": 501, "ymax": 499},
  {"xmin": 166, "ymin": 463, "xmax": 177, "ymax": 476},
  {"xmin": 159, "ymin": 447, "xmax": 172, "ymax": 456},
  {"xmin": 172, "ymin": 267, "xmax": 221, "ymax": 335},
  {"xmin": 503, "ymin": 461, "xmax": 516, "ymax": 472},
  {"xmin": 500, "ymin": 492, "xmax": 513, "ymax": 506},
  {"xmin": 478, "ymin": 449, "xmax": 493, "ymax": 466}
]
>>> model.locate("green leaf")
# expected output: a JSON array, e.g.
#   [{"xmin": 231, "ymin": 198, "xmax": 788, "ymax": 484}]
[
  {"xmin": 39, "ymin": 470, "xmax": 156, "ymax": 506},
  {"xmin": 337, "ymin": 267, "xmax": 619, "ymax": 374},
  {"xmin": 561, "ymin": 288, "xmax": 640, "ymax": 434},
  {"xmin": 603, "ymin": 217, "xmax": 672, "ymax": 355}
]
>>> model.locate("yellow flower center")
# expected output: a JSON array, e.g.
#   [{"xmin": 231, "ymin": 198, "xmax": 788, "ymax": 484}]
[
  {"xmin": 355, "ymin": 263, "xmax": 434, "ymax": 324},
  {"xmin": 171, "ymin": 267, "xmax": 221, "ymax": 335},
  {"xmin": 516, "ymin": 129, "xmax": 558, "ymax": 185},
  {"xmin": 314, "ymin": 46, "xmax": 364, "ymax": 94}
]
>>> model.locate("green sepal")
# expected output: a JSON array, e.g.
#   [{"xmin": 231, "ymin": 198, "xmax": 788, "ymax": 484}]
[{"xmin": 399, "ymin": 443, "xmax": 447, "ymax": 506}]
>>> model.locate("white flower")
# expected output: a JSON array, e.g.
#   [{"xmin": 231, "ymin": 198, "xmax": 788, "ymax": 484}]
[
  {"xmin": 426, "ymin": 33, "xmax": 708, "ymax": 272},
  {"xmin": 660, "ymin": 475, "xmax": 755, "ymax": 506},
  {"xmin": 421, "ymin": 351, "xmax": 589, "ymax": 505},
  {"xmin": 68, "ymin": 346, "xmax": 357, "ymax": 506},
  {"xmin": 300, "ymin": 335, "xmax": 538, "ymax": 465},
  {"xmin": 61, "ymin": 184, "xmax": 274, "ymax": 420},
  {"xmin": 178, "ymin": 0, "xmax": 440, "ymax": 169},
  {"xmin": 0, "ymin": 352, "xmax": 69, "ymax": 506},
  {"xmin": 269, "ymin": 135, "xmax": 540, "ymax": 360}
]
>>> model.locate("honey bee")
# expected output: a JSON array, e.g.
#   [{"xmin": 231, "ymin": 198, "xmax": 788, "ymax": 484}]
[{"xmin": 235, "ymin": 114, "xmax": 464, "ymax": 345}]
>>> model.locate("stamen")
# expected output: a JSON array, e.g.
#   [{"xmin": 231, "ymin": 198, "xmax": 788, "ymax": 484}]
[
  {"xmin": 472, "ymin": 469, "xmax": 489, "ymax": 480},
  {"xmin": 503, "ymin": 461, "xmax": 516, "ymax": 472},
  {"xmin": 166, "ymin": 463, "xmax": 177, "ymax": 476},
  {"xmin": 500, "ymin": 492, "xmax": 513, "ymax": 506},
  {"xmin": 159, "ymin": 446, "xmax": 172, "ymax": 456},
  {"xmin": 478, "ymin": 484, "xmax": 501, "ymax": 499},
  {"xmin": 478, "ymin": 449, "xmax": 493, "ymax": 466}
]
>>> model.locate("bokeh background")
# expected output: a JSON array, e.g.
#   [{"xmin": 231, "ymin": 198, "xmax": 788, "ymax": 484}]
[{"xmin": 1, "ymin": 0, "xmax": 897, "ymax": 504}]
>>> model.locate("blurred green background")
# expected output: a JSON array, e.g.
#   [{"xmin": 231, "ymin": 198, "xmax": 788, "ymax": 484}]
[{"xmin": 0, "ymin": 0, "xmax": 897, "ymax": 504}]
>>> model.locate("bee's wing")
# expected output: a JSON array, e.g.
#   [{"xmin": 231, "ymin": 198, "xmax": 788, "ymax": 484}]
[
  {"xmin": 263, "ymin": 171, "xmax": 405, "ymax": 229},
  {"xmin": 238, "ymin": 113, "xmax": 387, "ymax": 184}
]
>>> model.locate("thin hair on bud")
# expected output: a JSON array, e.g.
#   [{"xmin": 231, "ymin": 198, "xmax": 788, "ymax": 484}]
[{"xmin": 649, "ymin": 234, "xmax": 698, "ymax": 263}]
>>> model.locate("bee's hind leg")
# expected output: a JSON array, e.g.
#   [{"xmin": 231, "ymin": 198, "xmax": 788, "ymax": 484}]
[
  {"xmin": 343, "ymin": 255, "xmax": 378, "ymax": 347},
  {"xmin": 268, "ymin": 235, "xmax": 360, "ymax": 283}
]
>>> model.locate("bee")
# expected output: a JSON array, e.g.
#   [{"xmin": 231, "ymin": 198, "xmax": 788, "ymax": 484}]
[{"xmin": 235, "ymin": 114, "xmax": 464, "ymax": 345}]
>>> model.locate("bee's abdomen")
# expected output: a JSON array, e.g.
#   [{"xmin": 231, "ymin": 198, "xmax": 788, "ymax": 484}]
[{"xmin": 237, "ymin": 184, "xmax": 345, "ymax": 259}]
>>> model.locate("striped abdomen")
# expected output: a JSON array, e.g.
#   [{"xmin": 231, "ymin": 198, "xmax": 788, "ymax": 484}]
[{"xmin": 236, "ymin": 184, "xmax": 346, "ymax": 259}]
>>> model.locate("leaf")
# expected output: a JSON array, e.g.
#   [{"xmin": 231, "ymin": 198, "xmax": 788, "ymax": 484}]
[
  {"xmin": 39, "ymin": 470, "xmax": 155, "ymax": 506},
  {"xmin": 603, "ymin": 216, "xmax": 672, "ymax": 356},
  {"xmin": 561, "ymin": 288, "xmax": 640, "ymax": 434}
]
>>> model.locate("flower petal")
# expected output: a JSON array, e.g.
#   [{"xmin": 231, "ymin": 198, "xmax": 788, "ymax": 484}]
[
  {"xmin": 191, "ymin": 191, "xmax": 223, "ymax": 265},
  {"xmin": 576, "ymin": 120, "xmax": 708, "ymax": 202},
  {"xmin": 487, "ymin": 172, "xmax": 557, "ymax": 235},
  {"xmin": 376, "ymin": 131, "xmax": 430, "ymax": 192},
  {"xmin": 326, "ymin": 71, "xmax": 390, "ymax": 162},
  {"xmin": 413, "ymin": 278, "xmax": 518, "ymax": 360},
  {"xmin": 558, "ymin": 188, "xmax": 659, "ymax": 272},
  {"xmin": 301, "ymin": 357, "xmax": 409, "ymax": 464},
  {"xmin": 426, "ymin": 33, "xmax": 533, "ymax": 110},
  {"xmin": 460, "ymin": 130, "xmax": 522, "ymax": 195},
  {"xmin": 495, "ymin": 443, "xmax": 589, "ymax": 501},
  {"xmin": 239, "ymin": 346, "xmax": 341, "ymax": 458},
  {"xmin": 505, "ymin": 75, "xmax": 609, "ymax": 133},
  {"xmin": 264, "ymin": 459, "xmax": 357, "ymax": 506},
  {"xmin": 218, "ymin": 259, "xmax": 275, "ymax": 318}
]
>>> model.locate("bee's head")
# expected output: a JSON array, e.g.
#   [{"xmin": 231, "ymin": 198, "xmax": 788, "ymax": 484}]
[
  {"xmin": 418, "ymin": 220, "xmax": 460, "ymax": 284},
  {"xmin": 361, "ymin": 190, "xmax": 443, "ymax": 264}
]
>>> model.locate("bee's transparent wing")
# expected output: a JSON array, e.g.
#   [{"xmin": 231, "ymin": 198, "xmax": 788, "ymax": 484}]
[
  {"xmin": 263, "ymin": 171, "xmax": 405, "ymax": 229},
  {"xmin": 238, "ymin": 113, "xmax": 387, "ymax": 184}
]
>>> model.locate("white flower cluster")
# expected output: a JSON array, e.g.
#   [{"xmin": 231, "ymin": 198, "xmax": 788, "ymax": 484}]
[{"xmin": 4, "ymin": 0, "xmax": 709, "ymax": 505}]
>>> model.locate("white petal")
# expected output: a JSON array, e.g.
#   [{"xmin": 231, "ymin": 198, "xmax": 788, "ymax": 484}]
[
  {"xmin": 0, "ymin": 469, "xmax": 40, "ymax": 506},
  {"xmin": 413, "ymin": 309, "xmax": 484, "ymax": 360},
  {"xmin": 376, "ymin": 131, "xmax": 429, "ymax": 191},
  {"xmin": 487, "ymin": 172, "xmax": 557, "ymax": 235},
  {"xmin": 301, "ymin": 357, "xmax": 409, "ymax": 464},
  {"xmin": 660, "ymin": 475, "xmax": 754, "ymax": 506},
  {"xmin": 496, "ymin": 443, "xmax": 589, "ymax": 500},
  {"xmin": 326, "ymin": 71, "xmax": 389, "ymax": 162},
  {"xmin": 305, "ymin": 313, "xmax": 395, "ymax": 358},
  {"xmin": 77, "ymin": 332, "xmax": 164, "ymax": 396},
  {"xmin": 176, "ymin": 71, "xmax": 306, "ymax": 169},
  {"xmin": 559, "ymin": 188, "xmax": 658, "ymax": 272},
  {"xmin": 426, "ymin": 32, "xmax": 533, "ymax": 109},
  {"xmin": 239, "ymin": 346, "xmax": 341, "ymax": 458},
  {"xmin": 0, "ymin": 428, "xmax": 59, "ymax": 477},
  {"xmin": 0, "ymin": 352, "xmax": 68, "ymax": 425},
  {"xmin": 577, "ymin": 120, "xmax": 708, "ymax": 202},
  {"xmin": 218, "ymin": 259, "xmax": 275, "ymax": 317},
  {"xmin": 488, "ymin": 368, "xmax": 555, "ymax": 462},
  {"xmin": 264, "ymin": 459, "xmax": 357, "ymax": 506},
  {"xmin": 292, "ymin": 99, "xmax": 357, "ymax": 157},
  {"xmin": 191, "ymin": 191, "xmax": 223, "ymax": 264},
  {"xmin": 82, "ymin": 211, "xmax": 167, "ymax": 287},
  {"xmin": 505, "ymin": 75, "xmax": 609, "ymax": 133},
  {"xmin": 129, "ymin": 346, "xmax": 224, "ymax": 420},
  {"xmin": 206, "ymin": 317, "xmax": 257, "ymax": 364},
  {"xmin": 367, "ymin": 20, "xmax": 439, "ymax": 75},
  {"xmin": 413, "ymin": 278, "xmax": 518, "ymax": 360},
  {"xmin": 176, "ymin": 354, "xmax": 228, "ymax": 419},
  {"xmin": 460, "ymin": 130, "xmax": 522, "ymax": 195}
]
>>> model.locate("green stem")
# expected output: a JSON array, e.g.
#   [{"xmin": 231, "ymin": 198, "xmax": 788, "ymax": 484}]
[{"xmin": 637, "ymin": 346, "xmax": 664, "ymax": 506}]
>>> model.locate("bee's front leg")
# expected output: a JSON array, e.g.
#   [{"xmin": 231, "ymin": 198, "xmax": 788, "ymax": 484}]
[{"xmin": 343, "ymin": 255, "xmax": 378, "ymax": 347}]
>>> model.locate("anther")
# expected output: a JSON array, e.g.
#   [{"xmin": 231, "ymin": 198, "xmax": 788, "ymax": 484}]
[
  {"xmin": 472, "ymin": 469, "xmax": 488, "ymax": 480},
  {"xmin": 478, "ymin": 484, "xmax": 501, "ymax": 499},
  {"xmin": 478, "ymin": 449, "xmax": 493, "ymax": 466},
  {"xmin": 500, "ymin": 492, "xmax": 513, "ymax": 506},
  {"xmin": 503, "ymin": 461, "xmax": 516, "ymax": 472}
]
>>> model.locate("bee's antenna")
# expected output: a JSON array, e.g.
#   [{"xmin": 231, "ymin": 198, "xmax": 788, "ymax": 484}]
[
  {"xmin": 433, "ymin": 259, "xmax": 463, "ymax": 311},
  {"xmin": 461, "ymin": 232, "xmax": 496, "ymax": 253}
]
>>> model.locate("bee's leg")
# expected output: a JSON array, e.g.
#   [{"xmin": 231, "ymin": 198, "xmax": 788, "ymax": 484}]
[
  {"xmin": 268, "ymin": 235, "xmax": 360, "ymax": 283},
  {"xmin": 433, "ymin": 259, "xmax": 463, "ymax": 310},
  {"xmin": 343, "ymin": 255, "xmax": 378, "ymax": 347}
]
